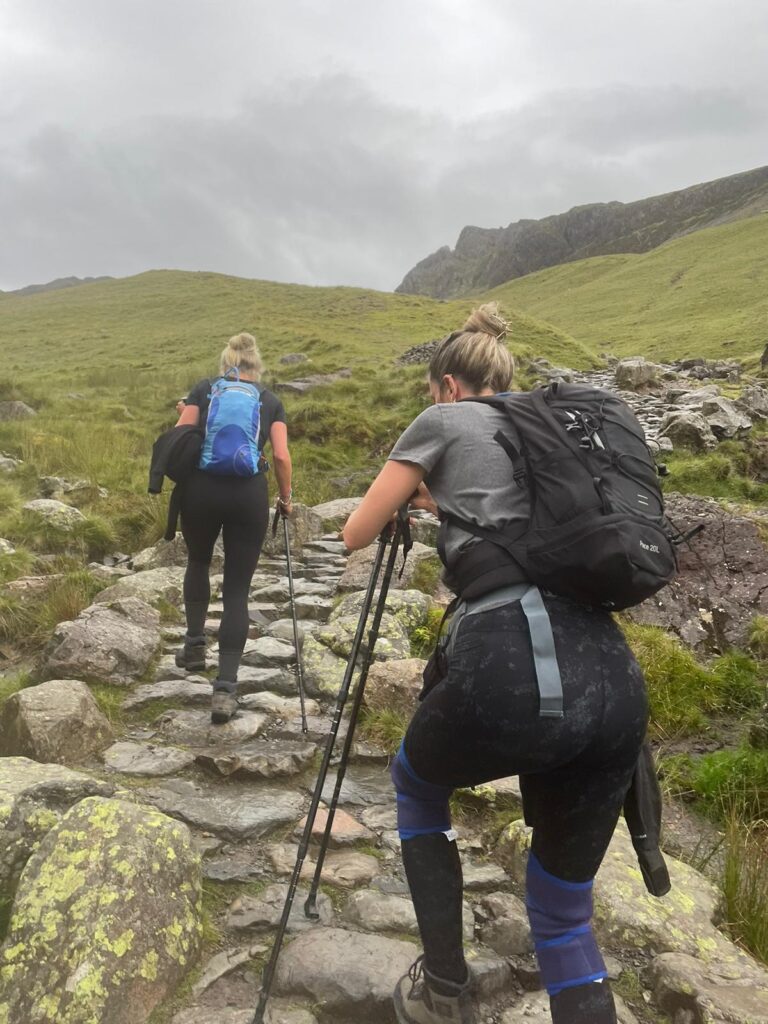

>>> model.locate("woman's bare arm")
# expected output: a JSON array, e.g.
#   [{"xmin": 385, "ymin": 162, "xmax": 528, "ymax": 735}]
[
  {"xmin": 343, "ymin": 460, "xmax": 425, "ymax": 551},
  {"xmin": 270, "ymin": 421, "xmax": 293, "ymax": 512},
  {"xmin": 176, "ymin": 405, "xmax": 200, "ymax": 427}
]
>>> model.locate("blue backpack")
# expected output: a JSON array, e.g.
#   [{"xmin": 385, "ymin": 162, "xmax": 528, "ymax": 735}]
[{"xmin": 199, "ymin": 371, "xmax": 262, "ymax": 476}]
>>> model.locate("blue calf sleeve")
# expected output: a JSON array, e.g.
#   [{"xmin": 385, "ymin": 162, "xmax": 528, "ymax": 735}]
[
  {"xmin": 525, "ymin": 852, "xmax": 607, "ymax": 995},
  {"xmin": 390, "ymin": 745, "xmax": 453, "ymax": 840}
]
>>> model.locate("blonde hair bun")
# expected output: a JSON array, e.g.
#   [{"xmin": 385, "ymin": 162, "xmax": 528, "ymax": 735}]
[
  {"xmin": 463, "ymin": 302, "xmax": 508, "ymax": 340},
  {"xmin": 220, "ymin": 332, "xmax": 263, "ymax": 380}
]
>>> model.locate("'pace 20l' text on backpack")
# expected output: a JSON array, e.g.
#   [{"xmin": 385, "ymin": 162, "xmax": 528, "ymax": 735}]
[
  {"xmin": 450, "ymin": 381, "xmax": 679, "ymax": 610},
  {"xmin": 199, "ymin": 371, "xmax": 262, "ymax": 477}
]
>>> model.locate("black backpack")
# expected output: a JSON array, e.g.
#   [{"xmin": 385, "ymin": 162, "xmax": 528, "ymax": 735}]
[{"xmin": 447, "ymin": 382, "xmax": 678, "ymax": 610}]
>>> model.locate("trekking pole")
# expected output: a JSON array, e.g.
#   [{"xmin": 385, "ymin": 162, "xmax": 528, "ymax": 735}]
[
  {"xmin": 251, "ymin": 523, "xmax": 393, "ymax": 1024},
  {"xmin": 304, "ymin": 509, "xmax": 410, "ymax": 920},
  {"xmin": 272, "ymin": 508, "xmax": 308, "ymax": 734}
]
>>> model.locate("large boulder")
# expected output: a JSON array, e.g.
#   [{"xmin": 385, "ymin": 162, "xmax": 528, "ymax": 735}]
[
  {"xmin": 42, "ymin": 597, "xmax": 162, "ymax": 685},
  {"xmin": 315, "ymin": 613, "xmax": 411, "ymax": 661},
  {"xmin": 0, "ymin": 679, "xmax": 113, "ymax": 763},
  {"xmin": 22, "ymin": 498, "xmax": 85, "ymax": 531},
  {"xmin": 0, "ymin": 757, "xmax": 114, "ymax": 896},
  {"xmin": 627, "ymin": 492, "xmax": 768, "ymax": 650},
  {"xmin": 311, "ymin": 498, "xmax": 362, "ymax": 531},
  {"xmin": 131, "ymin": 536, "xmax": 225, "ymax": 573},
  {"xmin": 0, "ymin": 401, "xmax": 35, "ymax": 420},
  {"xmin": 273, "ymin": 928, "xmax": 414, "ymax": 1013},
  {"xmin": 338, "ymin": 542, "xmax": 437, "ymax": 592},
  {"xmin": 261, "ymin": 505, "xmax": 324, "ymax": 557},
  {"xmin": 738, "ymin": 383, "xmax": 768, "ymax": 420},
  {"xmin": 364, "ymin": 658, "xmax": 426, "ymax": 718},
  {"xmin": 615, "ymin": 357, "xmax": 662, "ymax": 390},
  {"xmin": 658, "ymin": 410, "xmax": 718, "ymax": 450},
  {"xmin": 648, "ymin": 950, "xmax": 768, "ymax": 1024},
  {"xmin": 0, "ymin": 796, "xmax": 202, "ymax": 1024},
  {"xmin": 700, "ymin": 395, "xmax": 753, "ymax": 439},
  {"xmin": 300, "ymin": 634, "xmax": 348, "ymax": 698},
  {"xmin": 94, "ymin": 566, "xmax": 185, "ymax": 608},
  {"xmin": 331, "ymin": 589, "xmax": 432, "ymax": 633},
  {"xmin": 497, "ymin": 818, "xmax": 762, "ymax": 977}
]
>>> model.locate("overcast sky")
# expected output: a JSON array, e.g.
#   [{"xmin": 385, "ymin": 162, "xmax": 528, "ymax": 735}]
[{"xmin": 1, "ymin": 0, "xmax": 767, "ymax": 292}]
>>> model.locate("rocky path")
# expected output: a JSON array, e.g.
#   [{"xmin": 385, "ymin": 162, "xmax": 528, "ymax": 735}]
[{"xmin": 3, "ymin": 358, "xmax": 768, "ymax": 1022}]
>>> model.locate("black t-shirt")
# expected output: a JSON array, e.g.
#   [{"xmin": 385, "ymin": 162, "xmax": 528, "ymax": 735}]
[{"xmin": 185, "ymin": 378, "xmax": 287, "ymax": 451}]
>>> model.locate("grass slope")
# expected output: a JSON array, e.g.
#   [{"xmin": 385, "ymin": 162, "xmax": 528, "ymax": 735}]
[
  {"xmin": 485, "ymin": 213, "xmax": 768, "ymax": 364},
  {"xmin": 0, "ymin": 270, "xmax": 592, "ymax": 546}
]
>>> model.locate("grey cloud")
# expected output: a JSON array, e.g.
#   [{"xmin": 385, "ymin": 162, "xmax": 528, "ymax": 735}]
[{"xmin": 1, "ymin": 69, "xmax": 767, "ymax": 291}]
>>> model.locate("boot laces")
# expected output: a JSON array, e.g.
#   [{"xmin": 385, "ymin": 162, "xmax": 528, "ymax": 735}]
[{"xmin": 407, "ymin": 955, "xmax": 426, "ymax": 998}]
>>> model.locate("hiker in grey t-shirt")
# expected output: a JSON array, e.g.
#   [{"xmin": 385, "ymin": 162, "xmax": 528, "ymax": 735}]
[{"xmin": 342, "ymin": 303, "xmax": 648, "ymax": 1024}]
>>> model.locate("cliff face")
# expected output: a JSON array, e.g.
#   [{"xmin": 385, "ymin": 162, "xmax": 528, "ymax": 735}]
[{"xmin": 396, "ymin": 165, "xmax": 768, "ymax": 299}]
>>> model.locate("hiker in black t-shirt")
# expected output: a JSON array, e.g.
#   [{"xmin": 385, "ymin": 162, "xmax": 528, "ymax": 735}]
[
  {"xmin": 175, "ymin": 332, "xmax": 293, "ymax": 724},
  {"xmin": 343, "ymin": 304, "xmax": 648, "ymax": 1024}
]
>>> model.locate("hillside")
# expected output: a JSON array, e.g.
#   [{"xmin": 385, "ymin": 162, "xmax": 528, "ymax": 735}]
[
  {"xmin": 484, "ymin": 213, "xmax": 768, "ymax": 364},
  {"xmin": 397, "ymin": 164, "xmax": 768, "ymax": 299},
  {"xmin": 0, "ymin": 275, "xmax": 113, "ymax": 299},
  {"xmin": 0, "ymin": 270, "xmax": 593, "ymax": 544}
]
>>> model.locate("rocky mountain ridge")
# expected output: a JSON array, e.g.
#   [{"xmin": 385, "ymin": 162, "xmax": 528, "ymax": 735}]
[{"xmin": 397, "ymin": 164, "xmax": 768, "ymax": 299}]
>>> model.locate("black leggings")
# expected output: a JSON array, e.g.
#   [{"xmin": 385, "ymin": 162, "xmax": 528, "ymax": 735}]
[
  {"xmin": 402, "ymin": 595, "xmax": 648, "ymax": 1022},
  {"xmin": 179, "ymin": 471, "xmax": 269, "ymax": 685}
]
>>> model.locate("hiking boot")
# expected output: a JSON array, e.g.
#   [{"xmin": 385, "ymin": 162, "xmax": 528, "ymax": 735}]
[
  {"xmin": 394, "ymin": 956, "xmax": 475, "ymax": 1024},
  {"xmin": 175, "ymin": 635, "xmax": 207, "ymax": 671},
  {"xmin": 210, "ymin": 688, "xmax": 238, "ymax": 725}
]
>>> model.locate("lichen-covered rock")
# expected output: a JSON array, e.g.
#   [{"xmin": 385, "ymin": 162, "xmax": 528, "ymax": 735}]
[
  {"xmin": 22, "ymin": 498, "xmax": 85, "ymax": 531},
  {"xmin": 0, "ymin": 796, "xmax": 202, "ymax": 1024},
  {"xmin": 301, "ymin": 634, "xmax": 348, "ymax": 697},
  {"xmin": 94, "ymin": 566, "xmax": 185, "ymax": 608},
  {"xmin": 273, "ymin": 927, "xmax": 415, "ymax": 1011},
  {"xmin": 497, "ymin": 818, "xmax": 759, "ymax": 974},
  {"xmin": 648, "ymin": 950, "xmax": 768, "ymax": 1024},
  {"xmin": 0, "ymin": 679, "xmax": 113, "ymax": 763},
  {"xmin": 0, "ymin": 758, "xmax": 114, "ymax": 896},
  {"xmin": 316, "ymin": 613, "xmax": 410, "ymax": 661},
  {"xmin": 364, "ymin": 658, "xmax": 427, "ymax": 717},
  {"xmin": 261, "ymin": 505, "xmax": 324, "ymax": 557},
  {"xmin": 42, "ymin": 597, "xmax": 162, "ymax": 685},
  {"xmin": 331, "ymin": 588, "xmax": 432, "ymax": 633}
]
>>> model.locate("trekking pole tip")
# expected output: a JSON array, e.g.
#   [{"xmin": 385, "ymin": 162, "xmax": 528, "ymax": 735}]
[{"xmin": 304, "ymin": 893, "xmax": 321, "ymax": 920}]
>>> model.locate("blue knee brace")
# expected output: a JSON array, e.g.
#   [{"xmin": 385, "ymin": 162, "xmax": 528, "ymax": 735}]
[
  {"xmin": 390, "ymin": 745, "xmax": 453, "ymax": 840},
  {"xmin": 525, "ymin": 852, "xmax": 607, "ymax": 995}
]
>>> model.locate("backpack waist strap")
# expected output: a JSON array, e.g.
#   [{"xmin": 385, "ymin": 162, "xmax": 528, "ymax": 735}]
[{"xmin": 446, "ymin": 583, "xmax": 563, "ymax": 718}]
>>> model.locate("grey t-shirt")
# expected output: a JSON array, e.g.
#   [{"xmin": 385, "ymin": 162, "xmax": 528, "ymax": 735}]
[{"xmin": 389, "ymin": 401, "xmax": 528, "ymax": 567}]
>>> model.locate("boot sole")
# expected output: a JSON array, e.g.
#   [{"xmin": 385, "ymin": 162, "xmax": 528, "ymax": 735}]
[
  {"xmin": 175, "ymin": 655, "xmax": 206, "ymax": 671},
  {"xmin": 210, "ymin": 710, "xmax": 235, "ymax": 725}
]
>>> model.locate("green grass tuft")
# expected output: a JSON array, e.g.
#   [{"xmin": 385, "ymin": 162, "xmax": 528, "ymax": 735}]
[
  {"xmin": 410, "ymin": 606, "xmax": 446, "ymax": 658},
  {"xmin": 0, "ymin": 670, "xmax": 33, "ymax": 706},
  {"xmin": 0, "ymin": 570, "xmax": 104, "ymax": 650},
  {"xmin": 359, "ymin": 707, "xmax": 408, "ymax": 756},
  {"xmin": 622, "ymin": 623, "xmax": 766, "ymax": 736},
  {"xmin": 749, "ymin": 615, "xmax": 768, "ymax": 660},
  {"xmin": 662, "ymin": 748, "xmax": 768, "ymax": 823},
  {"xmin": 723, "ymin": 815, "xmax": 768, "ymax": 965}
]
